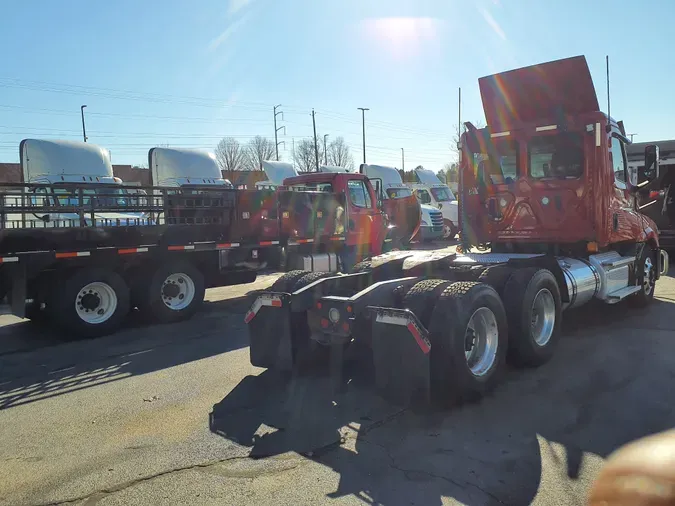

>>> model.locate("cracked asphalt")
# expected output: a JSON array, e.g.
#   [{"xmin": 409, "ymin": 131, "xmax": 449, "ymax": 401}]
[{"xmin": 1, "ymin": 270, "xmax": 675, "ymax": 506}]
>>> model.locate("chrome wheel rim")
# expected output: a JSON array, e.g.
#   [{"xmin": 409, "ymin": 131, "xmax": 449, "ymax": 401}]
[
  {"xmin": 75, "ymin": 282, "xmax": 118, "ymax": 324},
  {"xmin": 643, "ymin": 256, "xmax": 655, "ymax": 295},
  {"xmin": 531, "ymin": 288, "xmax": 556, "ymax": 346},
  {"xmin": 464, "ymin": 307, "xmax": 499, "ymax": 377},
  {"xmin": 161, "ymin": 273, "xmax": 196, "ymax": 310}
]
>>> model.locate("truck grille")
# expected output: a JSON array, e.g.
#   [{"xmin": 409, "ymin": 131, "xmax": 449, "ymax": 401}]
[{"xmin": 429, "ymin": 210, "xmax": 443, "ymax": 231}]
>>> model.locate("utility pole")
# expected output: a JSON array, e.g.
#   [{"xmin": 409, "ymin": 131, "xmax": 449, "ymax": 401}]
[
  {"xmin": 628, "ymin": 133, "xmax": 638, "ymax": 142},
  {"xmin": 401, "ymin": 148, "xmax": 405, "ymax": 171},
  {"xmin": 357, "ymin": 107, "xmax": 369, "ymax": 163},
  {"xmin": 273, "ymin": 104, "xmax": 285, "ymax": 161},
  {"xmin": 80, "ymin": 105, "xmax": 88, "ymax": 142},
  {"xmin": 323, "ymin": 134, "xmax": 329, "ymax": 165},
  {"xmin": 312, "ymin": 109, "xmax": 319, "ymax": 171}
]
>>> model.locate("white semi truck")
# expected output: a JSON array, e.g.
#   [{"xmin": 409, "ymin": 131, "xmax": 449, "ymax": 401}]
[
  {"xmin": 407, "ymin": 167, "xmax": 459, "ymax": 239},
  {"xmin": 360, "ymin": 163, "xmax": 444, "ymax": 242},
  {"xmin": 10, "ymin": 139, "xmax": 146, "ymax": 228}
]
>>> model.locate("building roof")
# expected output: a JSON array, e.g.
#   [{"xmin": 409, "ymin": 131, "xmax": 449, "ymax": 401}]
[{"xmin": 626, "ymin": 139, "xmax": 675, "ymax": 160}]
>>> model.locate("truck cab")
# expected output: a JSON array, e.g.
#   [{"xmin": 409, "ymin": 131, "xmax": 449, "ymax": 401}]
[
  {"xmin": 359, "ymin": 163, "xmax": 429, "ymax": 244},
  {"xmin": 408, "ymin": 167, "xmax": 459, "ymax": 239},
  {"xmin": 281, "ymin": 169, "xmax": 386, "ymax": 269},
  {"xmin": 148, "ymin": 147, "xmax": 232, "ymax": 189},
  {"xmin": 14, "ymin": 139, "xmax": 146, "ymax": 228},
  {"xmin": 459, "ymin": 55, "xmax": 660, "ymax": 256}
]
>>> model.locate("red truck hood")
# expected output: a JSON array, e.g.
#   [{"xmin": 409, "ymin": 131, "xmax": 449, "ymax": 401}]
[{"xmin": 478, "ymin": 55, "xmax": 599, "ymax": 132}]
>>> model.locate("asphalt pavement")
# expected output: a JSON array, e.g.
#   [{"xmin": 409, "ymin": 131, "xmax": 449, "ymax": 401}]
[{"xmin": 1, "ymin": 267, "xmax": 675, "ymax": 506}]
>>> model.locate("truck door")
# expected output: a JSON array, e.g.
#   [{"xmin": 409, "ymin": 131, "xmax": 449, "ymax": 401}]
[
  {"xmin": 345, "ymin": 178, "xmax": 384, "ymax": 256},
  {"xmin": 608, "ymin": 133, "xmax": 646, "ymax": 243}
]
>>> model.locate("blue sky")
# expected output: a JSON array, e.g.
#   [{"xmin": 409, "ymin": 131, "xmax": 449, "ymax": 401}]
[{"xmin": 0, "ymin": 0, "xmax": 673, "ymax": 171}]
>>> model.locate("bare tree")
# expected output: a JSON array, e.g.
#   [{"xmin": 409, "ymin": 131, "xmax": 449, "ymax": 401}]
[
  {"xmin": 327, "ymin": 137, "xmax": 355, "ymax": 170},
  {"xmin": 215, "ymin": 137, "xmax": 246, "ymax": 171},
  {"xmin": 244, "ymin": 136, "xmax": 276, "ymax": 171},
  {"xmin": 292, "ymin": 137, "xmax": 329, "ymax": 172}
]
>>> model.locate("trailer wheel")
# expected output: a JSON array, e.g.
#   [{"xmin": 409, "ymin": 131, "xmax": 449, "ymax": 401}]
[
  {"xmin": 628, "ymin": 246, "xmax": 656, "ymax": 308},
  {"xmin": 52, "ymin": 268, "xmax": 130, "ymax": 338},
  {"xmin": 144, "ymin": 261, "xmax": 206, "ymax": 323},
  {"xmin": 503, "ymin": 267, "xmax": 561, "ymax": 367},
  {"xmin": 477, "ymin": 265, "xmax": 514, "ymax": 296},
  {"xmin": 402, "ymin": 279, "xmax": 453, "ymax": 327},
  {"xmin": 428, "ymin": 281, "xmax": 507, "ymax": 403},
  {"xmin": 270, "ymin": 270, "xmax": 310, "ymax": 293}
]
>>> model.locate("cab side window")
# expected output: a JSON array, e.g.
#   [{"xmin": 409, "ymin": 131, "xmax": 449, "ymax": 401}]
[
  {"xmin": 347, "ymin": 179, "xmax": 372, "ymax": 208},
  {"xmin": 610, "ymin": 136, "xmax": 627, "ymax": 188},
  {"xmin": 416, "ymin": 189, "xmax": 432, "ymax": 204}
]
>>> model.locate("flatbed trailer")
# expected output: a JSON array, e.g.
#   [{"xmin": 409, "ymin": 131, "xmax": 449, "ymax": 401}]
[{"xmin": 0, "ymin": 180, "xmax": 346, "ymax": 337}]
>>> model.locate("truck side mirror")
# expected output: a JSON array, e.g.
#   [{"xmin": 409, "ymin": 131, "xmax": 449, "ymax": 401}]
[{"xmin": 641, "ymin": 144, "xmax": 660, "ymax": 183}]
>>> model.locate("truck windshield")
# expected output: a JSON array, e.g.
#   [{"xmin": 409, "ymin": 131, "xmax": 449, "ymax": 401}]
[
  {"xmin": 472, "ymin": 139, "xmax": 518, "ymax": 185},
  {"xmin": 386, "ymin": 187, "xmax": 413, "ymax": 199},
  {"xmin": 52, "ymin": 187, "xmax": 129, "ymax": 206},
  {"xmin": 430, "ymin": 187, "xmax": 455, "ymax": 202},
  {"xmin": 528, "ymin": 133, "xmax": 583, "ymax": 179}
]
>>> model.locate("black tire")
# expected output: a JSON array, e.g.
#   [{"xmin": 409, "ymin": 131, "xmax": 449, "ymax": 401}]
[
  {"xmin": 291, "ymin": 271, "xmax": 334, "ymax": 292},
  {"xmin": 270, "ymin": 270, "xmax": 310, "ymax": 292},
  {"xmin": 427, "ymin": 281, "xmax": 508, "ymax": 404},
  {"xmin": 478, "ymin": 265, "xmax": 514, "ymax": 296},
  {"xmin": 142, "ymin": 261, "xmax": 206, "ymax": 324},
  {"xmin": 402, "ymin": 279, "xmax": 453, "ymax": 328},
  {"xmin": 628, "ymin": 246, "xmax": 656, "ymax": 308},
  {"xmin": 502, "ymin": 267, "xmax": 562, "ymax": 367},
  {"xmin": 51, "ymin": 268, "xmax": 130, "ymax": 338}
]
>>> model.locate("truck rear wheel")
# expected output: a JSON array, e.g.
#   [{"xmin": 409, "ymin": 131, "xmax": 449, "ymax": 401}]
[
  {"xmin": 402, "ymin": 279, "xmax": 453, "ymax": 328},
  {"xmin": 628, "ymin": 246, "xmax": 656, "ymax": 308},
  {"xmin": 143, "ymin": 261, "xmax": 206, "ymax": 324},
  {"xmin": 428, "ymin": 281, "xmax": 507, "ymax": 404},
  {"xmin": 52, "ymin": 268, "xmax": 130, "ymax": 338},
  {"xmin": 503, "ymin": 267, "xmax": 561, "ymax": 367}
]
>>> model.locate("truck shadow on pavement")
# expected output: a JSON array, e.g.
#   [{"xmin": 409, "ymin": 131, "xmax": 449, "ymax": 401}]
[
  {"xmin": 210, "ymin": 296, "xmax": 675, "ymax": 506},
  {"xmin": 0, "ymin": 309, "xmax": 248, "ymax": 410}
]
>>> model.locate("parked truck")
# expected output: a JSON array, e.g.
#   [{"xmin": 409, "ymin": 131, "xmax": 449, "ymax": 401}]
[
  {"xmin": 627, "ymin": 140, "xmax": 675, "ymax": 250},
  {"xmin": 245, "ymin": 55, "xmax": 669, "ymax": 407},
  {"xmin": 271, "ymin": 162, "xmax": 422, "ymax": 272},
  {"xmin": 360, "ymin": 163, "xmax": 443, "ymax": 242},
  {"xmin": 408, "ymin": 166, "xmax": 459, "ymax": 239}
]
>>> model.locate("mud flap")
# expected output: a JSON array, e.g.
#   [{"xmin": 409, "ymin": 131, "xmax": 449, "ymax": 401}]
[
  {"xmin": 246, "ymin": 292, "xmax": 294, "ymax": 371},
  {"xmin": 368, "ymin": 306, "xmax": 431, "ymax": 406}
]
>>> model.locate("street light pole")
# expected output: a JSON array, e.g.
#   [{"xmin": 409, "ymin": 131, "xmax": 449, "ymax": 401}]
[
  {"xmin": 357, "ymin": 107, "xmax": 369, "ymax": 164},
  {"xmin": 312, "ymin": 109, "xmax": 319, "ymax": 171},
  {"xmin": 80, "ymin": 105, "xmax": 88, "ymax": 142},
  {"xmin": 323, "ymin": 134, "xmax": 329, "ymax": 165},
  {"xmin": 401, "ymin": 148, "xmax": 405, "ymax": 171},
  {"xmin": 274, "ymin": 104, "xmax": 284, "ymax": 161}
]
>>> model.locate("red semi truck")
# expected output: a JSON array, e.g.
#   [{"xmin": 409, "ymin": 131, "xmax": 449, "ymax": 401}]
[{"xmin": 245, "ymin": 55, "xmax": 669, "ymax": 406}]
